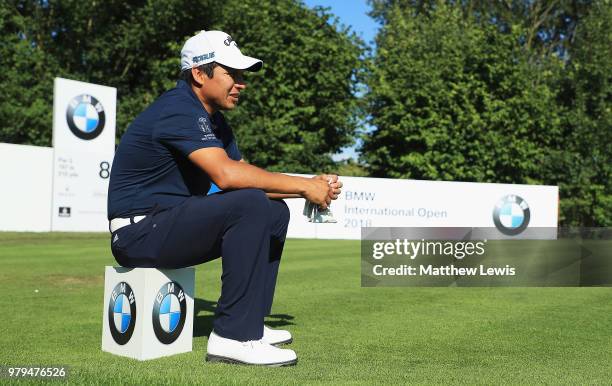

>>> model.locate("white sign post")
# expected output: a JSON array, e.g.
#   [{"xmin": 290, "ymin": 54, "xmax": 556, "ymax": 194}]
[{"xmin": 51, "ymin": 78, "xmax": 116, "ymax": 232}]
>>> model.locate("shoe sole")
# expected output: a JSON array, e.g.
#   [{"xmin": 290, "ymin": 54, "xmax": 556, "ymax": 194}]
[
  {"xmin": 271, "ymin": 337, "xmax": 293, "ymax": 346},
  {"xmin": 206, "ymin": 354, "xmax": 297, "ymax": 367}
]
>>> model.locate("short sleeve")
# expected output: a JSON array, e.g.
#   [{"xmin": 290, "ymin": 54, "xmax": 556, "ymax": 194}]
[
  {"xmin": 212, "ymin": 112, "xmax": 242, "ymax": 161},
  {"xmin": 226, "ymin": 136, "xmax": 242, "ymax": 160},
  {"xmin": 152, "ymin": 105, "xmax": 223, "ymax": 156}
]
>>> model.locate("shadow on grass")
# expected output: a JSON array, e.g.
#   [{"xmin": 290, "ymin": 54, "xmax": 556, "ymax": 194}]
[{"xmin": 193, "ymin": 298, "xmax": 296, "ymax": 337}]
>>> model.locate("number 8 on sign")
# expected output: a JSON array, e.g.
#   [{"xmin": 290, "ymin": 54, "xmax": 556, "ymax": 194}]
[{"xmin": 100, "ymin": 161, "xmax": 110, "ymax": 179}]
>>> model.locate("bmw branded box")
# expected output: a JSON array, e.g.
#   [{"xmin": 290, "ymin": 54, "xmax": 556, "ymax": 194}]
[{"xmin": 101, "ymin": 266, "xmax": 195, "ymax": 360}]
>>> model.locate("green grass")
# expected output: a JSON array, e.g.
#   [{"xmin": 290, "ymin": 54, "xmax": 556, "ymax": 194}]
[{"xmin": 1, "ymin": 232, "xmax": 611, "ymax": 385}]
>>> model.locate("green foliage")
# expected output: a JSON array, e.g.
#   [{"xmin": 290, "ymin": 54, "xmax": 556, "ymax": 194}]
[
  {"xmin": 0, "ymin": 0, "xmax": 364, "ymax": 173},
  {"xmin": 335, "ymin": 159, "xmax": 369, "ymax": 177},
  {"xmin": 1, "ymin": 0, "xmax": 218, "ymax": 145},
  {"xmin": 211, "ymin": 0, "xmax": 366, "ymax": 172},
  {"xmin": 363, "ymin": 2, "xmax": 562, "ymax": 181},
  {"xmin": 0, "ymin": 2, "xmax": 58, "ymax": 146},
  {"xmin": 362, "ymin": 0, "xmax": 610, "ymax": 226},
  {"xmin": 2, "ymin": 0, "xmax": 609, "ymax": 225},
  {"xmin": 547, "ymin": 1, "xmax": 612, "ymax": 226}
]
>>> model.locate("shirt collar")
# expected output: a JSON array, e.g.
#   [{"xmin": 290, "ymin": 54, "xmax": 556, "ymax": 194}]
[
  {"xmin": 176, "ymin": 80, "xmax": 224, "ymax": 126},
  {"xmin": 176, "ymin": 79, "xmax": 212, "ymax": 119},
  {"xmin": 177, "ymin": 79, "xmax": 200, "ymax": 105}
]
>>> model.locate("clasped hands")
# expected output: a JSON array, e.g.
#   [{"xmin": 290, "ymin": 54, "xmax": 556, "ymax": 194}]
[{"xmin": 305, "ymin": 174, "xmax": 342, "ymax": 209}]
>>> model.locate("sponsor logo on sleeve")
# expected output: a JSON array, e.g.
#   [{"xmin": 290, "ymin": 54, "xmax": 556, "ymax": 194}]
[{"xmin": 198, "ymin": 116, "xmax": 217, "ymax": 141}]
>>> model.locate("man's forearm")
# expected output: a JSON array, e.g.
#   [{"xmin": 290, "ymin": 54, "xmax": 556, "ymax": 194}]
[
  {"xmin": 266, "ymin": 193, "xmax": 302, "ymax": 199},
  {"xmin": 220, "ymin": 161, "xmax": 310, "ymax": 195}
]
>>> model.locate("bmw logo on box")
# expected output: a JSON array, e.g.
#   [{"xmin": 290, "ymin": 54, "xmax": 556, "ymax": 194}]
[
  {"xmin": 493, "ymin": 195, "xmax": 531, "ymax": 236},
  {"xmin": 65, "ymin": 94, "xmax": 106, "ymax": 140},
  {"xmin": 108, "ymin": 282, "xmax": 136, "ymax": 345},
  {"xmin": 152, "ymin": 282, "xmax": 187, "ymax": 344}
]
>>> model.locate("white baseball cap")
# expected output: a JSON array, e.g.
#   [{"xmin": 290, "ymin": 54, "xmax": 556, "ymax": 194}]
[{"xmin": 180, "ymin": 30, "xmax": 263, "ymax": 72}]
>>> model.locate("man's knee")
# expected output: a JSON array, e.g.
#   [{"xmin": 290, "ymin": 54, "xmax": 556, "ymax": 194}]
[
  {"xmin": 227, "ymin": 189, "xmax": 269, "ymax": 216},
  {"xmin": 268, "ymin": 199, "xmax": 290, "ymax": 241},
  {"xmin": 275, "ymin": 199, "xmax": 290, "ymax": 226}
]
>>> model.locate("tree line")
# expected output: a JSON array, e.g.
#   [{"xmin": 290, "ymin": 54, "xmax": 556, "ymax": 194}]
[{"xmin": 0, "ymin": 0, "xmax": 609, "ymax": 226}]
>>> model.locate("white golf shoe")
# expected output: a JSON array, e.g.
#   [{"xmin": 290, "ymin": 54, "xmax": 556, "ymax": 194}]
[
  {"xmin": 262, "ymin": 325, "xmax": 293, "ymax": 345},
  {"xmin": 206, "ymin": 331, "xmax": 297, "ymax": 366}
]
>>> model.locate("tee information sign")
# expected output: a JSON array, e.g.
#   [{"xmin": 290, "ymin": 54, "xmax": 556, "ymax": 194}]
[{"xmin": 51, "ymin": 78, "xmax": 116, "ymax": 231}]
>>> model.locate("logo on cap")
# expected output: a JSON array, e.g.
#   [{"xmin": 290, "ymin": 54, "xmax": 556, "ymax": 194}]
[
  {"xmin": 152, "ymin": 281, "xmax": 187, "ymax": 344},
  {"xmin": 193, "ymin": 51, "xmax": 215, "ymax": 64},
  {"xmin": 223, "ymin": 35, "xmax": 237, "ymax": 47},
  {"xmin": 66, "ymin": 94, "xmax": 105, "ymax": 140},
  {"xmin": 493, "ymin": 195, "xmax": 530, "ymax": 235},
  {"xmin": 108, "ymin": 282, "xmax": 137, "ymax": 345}
]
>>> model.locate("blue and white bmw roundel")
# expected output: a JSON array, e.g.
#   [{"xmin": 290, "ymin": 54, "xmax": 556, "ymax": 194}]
[
  {"xmin": 152, "ymin": 281, "xmax": 187, "ymax": 344},
  {"xmin": 498, "ymin": 201, "xmax": 525, "ymax": 229},
  {"xmin": 159, "ymin": 294, "xmax": 182, "ymax": 333},
  {"xmin": 72, "ymin": 102, "xmax": 100, "ymax": 133},
  {"xmin": 112, "ymin": 293, "xmax": 132, "ymax": 334},
  {"xmin": 108, "ymin": 282, "xmax": 137, "ymax": 345},
  {"xmin": 65, "ymin": 94, "xmax": 106, "ymax": 140},
  {"xmin": 493, "ymin": 195, "xmax": 530, "ymax": 236}
]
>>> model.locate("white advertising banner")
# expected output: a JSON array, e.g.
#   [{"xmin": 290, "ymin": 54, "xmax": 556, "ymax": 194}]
[
  {"xmin": 286, "ymin": 175, "xmax": 558, "ymax": 240},
  {"xmin": 51, "ymin": 78, "xmax": 116, "ymax": 231},
  {"xmin": 0, "ymin": 143, "xmax": 53, "ymax": 231}
]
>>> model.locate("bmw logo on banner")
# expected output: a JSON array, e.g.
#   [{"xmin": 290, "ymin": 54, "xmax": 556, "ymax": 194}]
[
  {"xmin": 152, "ymin": 282, "xmax": 187, "ymax": 344},
  {"xmin": 65, "ymin": 94, "xmax": 106, "ymax": 140},
  {"xmin": 493, "ymin": 195, "xmax": 530, "ymax": 235},
  {"xmin": 108, "ymin": 282, "xmax": 137, "ymax": 345}
]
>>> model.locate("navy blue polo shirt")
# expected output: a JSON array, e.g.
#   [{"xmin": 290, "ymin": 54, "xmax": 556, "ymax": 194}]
[{"xmin": 108, "ymin": 80, "xmax": 241, "ymax": 219}]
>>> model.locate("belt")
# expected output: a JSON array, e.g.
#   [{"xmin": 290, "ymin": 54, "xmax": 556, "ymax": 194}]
[{"xmin": 109, "ymin": 215, "xmax": 146, "ymax": 233}]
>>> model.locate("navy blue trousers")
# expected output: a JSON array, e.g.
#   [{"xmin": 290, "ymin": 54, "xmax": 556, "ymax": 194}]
[{"xmin": 110, "ymin": 189, "xmax": 290, "ymax": 341}]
